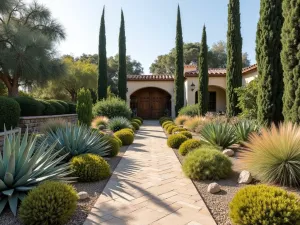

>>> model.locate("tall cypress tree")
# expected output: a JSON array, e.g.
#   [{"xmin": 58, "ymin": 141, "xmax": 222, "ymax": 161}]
[
  {"xmin": 118, "ymin": 10, "xmax": 127, "ymax": 101},
  {"xmin": 256, "ymin": 0, "xmax": 283, "ymax": 126},
  {"xmin": 98, "ymin": 7, "xmax": 107, "ymax": 100},
  {"xmin": 226, "ymin": 0, "xmax": 242, "ymax": 117},
  {"xmin": 281, "ymin": 0, "xmax": 300, "ymax": 123},
  {"xmin": 198, "ymin": 25, "xmax": 209, "ymax": 115},
  {"xmin": 174, "ymin": 5, "xmax": 184, "ymax": 116}
]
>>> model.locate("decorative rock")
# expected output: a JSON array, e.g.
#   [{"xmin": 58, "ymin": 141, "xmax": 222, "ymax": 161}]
[
  {"xmin": 238, "ymin": 170, "xmax": 252, "ymax": 184},
  {"xmin": 207, "ymin": 182, "xmax": 221, "ymax": 194},
  {"xmin": 222, "ymin": 149, "xmax": 235, "ymax": 157},
  {"xmin": 78, "ymin": 191, "xmax": 89, "ymax": 200}
]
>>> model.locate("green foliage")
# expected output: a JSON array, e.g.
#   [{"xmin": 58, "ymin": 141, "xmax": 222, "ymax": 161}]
[
  {"xmin": 114, "ymin": 129, "xmax": 134, "ymax": 146},
  {"xmin": 159, "ymin": 117, "xmax": 173, "ymax": 125},
  {"xmin": 38, "ymin": 100, "xmax": 56, "ymax": 115},
  {"xmin": 47, "ymin": 100, "xmax": 65, "ymax": 114},
  {"xmin": 108, "ymin": 117, "xmax": 132, "ymax": 132},
  {"xmin": 174, "ymin": 6, "xmax": 184, "ymax": 116},
  {"xmin": 172, "ymin": 127, "xmax": 187, "ymax": 134},
  {"xmin": 98, "ymin": 7, "xmax": 108, "ymax": 100},
  {"xmin": 235, "ymin": 78, "xmax": 258, "ymax": 119},
  {"xmin": 164, "ymin": 123, "xmax": 174, "ymax": 130},
  {"xmin": 167, "ymin": 125, "xmax": 178, "ymax": 134},
  {"xmin": 178, "ymin": 104, "xmax": 199, "ymax": 117},
  {"xmin": 68, "ymin": 102, "xmax": 77, "ymax": 113},
  {"xmin": 235, "ymin": 120, "xmax": 259, "ymax": 143},
  {"xmin": 131, "ymin": 121, "xmax": 140, "ymax": 130},
  {"xmin": 131, "ymin": 119, "xmax": 142, "ymax": 126},
  {"xmin": 226, "ymin": 0, "xmax": 243, "ymax": 117},
  {"xmin": 198, "ymin": 26, "xmax": 209, "ymax": 115},
  {"xmin": 56, "ymin": 100, "xmax": 69, "ymax": 113},
  {"xmin": 229, "ymin": 185, "xmax": 300, "ymax": 225},
  {"xmin": 243, "ymin": 123, "xmax": 300, "ymax": 187},
  {"xmin": 39, "ymin": 119, "xmax": 67, "ymax": 134},
  {"xmin": 77, "ymin": 88, "xmax": 93, "ymax": 126},
  {"xmin": 162, "ymin": 121, "xmax": 174, "ymax": 129},
  {"xmin": 182, "ymin": 147, "xmax": 232, "ymax": 180},
  {"xmin": 0, "ymin": 96, "xmax": 20, "ymax": 131},
  {"xmin": 107, "ymin": 137, "xmax": 120, "ymax": 157},
  {"xmin": 93, "ymin": 97, "xmax": 132, "ymax": 119},
  {"xmin": 167, "ymin": 134, "xmax": 188, "ymax": 149},
  {"xmin": 44, "ymin": 124, "xmax": 110, "ymax": 161},
  {"xmin": 200, "ymin": 122, "xmax": 238, "ymax": 149},
  {"xmin": 179, "ymin": 131, "xmax": 192, "ymax": 139},
  {"xmin": 114, "ymin": 135, "xmax": 123, "ymax": 147},
  {"xmin": 71, "ymin": 154, "xmax": 110, "ymax": 182},
  {"xmin": 0, "ymin": 128, "xmax": 73, "ymax": 216},
  {"xmin": 19, "ymin": 181, "xmax": 78, "ymax": 225},
  {"xmin": 179, "ymin": 139, "xmax": 202, "ymax": 156},
  {"xmin": 13, "ymin": 96, "xmax": 44, "ymax": 116},
  {"xmin": 281, "ymin": 0, "xmax": 300, "ymax": 123},
  {"xmin": 0, "ymin": 81, "xmax": 7, "ymax": 96},
  {"xmin": 118, "ymin": 10, "xmax": 127, "ymax": 100},
  {"xmin": 133, "ymin": 116, "xmax": 143, "ymax": 123},
  {"xmin": 122, "ymin": 128, "xmax": 135, "ymax": 135}
]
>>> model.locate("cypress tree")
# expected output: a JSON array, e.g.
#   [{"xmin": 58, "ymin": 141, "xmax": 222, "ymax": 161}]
[
  {"xmin": 198, "ymin": 25, "xmax": 209, "ymax": 115},
  {"xmin": 256, "ymin": 0, "xmax": 283, "ymax": 126},
  {"xmin": 226, "ymin": 0, "xmax": 243, "ymax": 117},
  {"xmin": 281, "ymin": 0, "xmax": 300, "ymax": 123},
  {"xmin": 98, "ymin": 7, "xmax": 107, "ymax": 100},
  {"xmin": 174, "ymin": 5, "xmax": 184, "ymax": 116},
  {"xmin": 118, "ymin": 10, "xmax": 127, "ymax": 101}
]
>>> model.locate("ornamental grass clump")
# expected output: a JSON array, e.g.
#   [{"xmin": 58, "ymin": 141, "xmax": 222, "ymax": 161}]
[
  {"xmin": 242, "ymin": 123, "xmax": 300, "ymax": 187},
  {"xmin": 178, "ymin": 139, "xmax": 202, "ymax": 156},
  {"xmin": 91, "ymin": 116, "xmax": 109, "ymax": 130},
  {"xmin": 184, "ymin": 116, "xmax": 207, "ymax": 132},
  {"xmin": 167, "ymin": 134, "xmax": 188, "ymax": 149},
  {"xmin": 175, "ymin": 115, "xmax": 191, "ymax": 126},
  {"xmin": 39, "ymin": 118, "xmax": 67, "ymax": 134},
  {"xmin": 229, "ymin": 185, "xmax": 300, "ymax": 225},
  {"xmin": 107, "ymin": 116, "xmax": 132, "ymax": 132},
  {"xmin": 235, "ymin": 119, "xmax": 260, "ymax": 143}
]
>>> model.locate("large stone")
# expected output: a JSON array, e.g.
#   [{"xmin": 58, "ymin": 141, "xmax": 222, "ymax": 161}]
[
  {"xmin": 222, "ymin": 149, "xmax": 235, "ymax": 157},
  {"xmin": 238, "ymin": 170, "xmax": 252, "ymax": 184},
  {"xmin": 78, "ymin": 191, "xmax": 89, "ymax": 200},
  {"xmin": 207, "ymin": 182, "xmax": 221, "ymax": 194}
]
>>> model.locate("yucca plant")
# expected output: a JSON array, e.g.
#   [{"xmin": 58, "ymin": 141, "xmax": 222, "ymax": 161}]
[
  {"xmin": 242, "ymin": 123, "xmax": 300, "ymax": 187},
  {"xmin": 235, "ymin": 120, "xmax": 260, "ymax": 143},
  {"xmin": 0, "ymin": 128, "xmax": 73, "ymax": 216},
  {"xmin": 200, "ymin": 122, "xmax": 238, "ymax": 149},
  {"xmin": 107, "ymin": 117, "xmax": 133, "ymax": 132},
  {"xmin": 45, "ymin": 124, "xmax": 110, "ymax": 161}
]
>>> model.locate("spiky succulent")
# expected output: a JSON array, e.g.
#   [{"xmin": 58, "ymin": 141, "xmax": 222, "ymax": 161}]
[
  {"xmin": 0, "ymin": 128, "xmax": 73, "ymax": 216},
  {"xmin": 235, "ymin": 120, "xmax": 260, "ymax": 143},
  {"xmin": 107, "ymin": 117, "xmax": 133, "ymax": 132}
]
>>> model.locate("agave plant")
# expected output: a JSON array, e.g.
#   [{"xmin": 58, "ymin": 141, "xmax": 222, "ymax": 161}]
[
  {"xmin": 0, "ymin": 128, "xmax": 73, "ymax": 216},
  {"xmin": 200, "ymin": 122, "xmax": 238, "ymax": 149},
  {"xmin": 235, "ymin": 120, "xmax": 260, "ymax": 143},
  {"xmin": 107, "ymin": 117, "xmax": 133, "ymax": 132},
  {"xmin": 45, "ymin": 124, "xmax": 110, "ymax": 161}
]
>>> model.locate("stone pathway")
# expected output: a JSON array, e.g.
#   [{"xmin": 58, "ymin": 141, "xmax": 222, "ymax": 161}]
[{"xmin": 84, "ymin": 121, "xmax": 216, "ymax": 225}]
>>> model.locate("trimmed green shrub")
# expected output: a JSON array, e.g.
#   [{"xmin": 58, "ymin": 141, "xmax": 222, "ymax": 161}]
[
  {"xmin": 71, "ymin": 154, "xmax": 110, "ymax": 182},
  {"xmin": 229, "ymin": 185, "xmax": 300, "ymax": 225},
  {"xmin": 68, "ymin": 102, "xmax": 77, "ymax": 113},
  {"xmin": 114, "ymin": 135, "xmax": 123, "ymax": 147},
  {"xmin": 122, "ymin": 128, "xmax": 135, "ymax": 135},
  {"xmin": 133, "ymin": 116, "xmax": 143, "ymax": 123},
  {"xmin": 132, "ymin": 119, "xmax": 142, "ymax": 126},
  {"xmin": 131, "ymin": 121, "xmax": 140, "ymax": 130},
  {"xmin": 167, "ymin": 125, "xmax": 178, "ymax": 134},
  {"xmin": 107, "ymin": 137, "xmax": 120, "ymax": 157},
  {"xmin": 178, "ymin": 104, "xmax": 199, "ymax": 116},
  {"xmin": 38, "ymin": 100, "xmax": 56, "ymax": 115},
  {"xmin": 172, "ymin": 127, "xmax": 187, "ymax": 134},
  {"xmin": 108, "ymin": 117, "xmax": 132, "ymax": 132},
  {"xmin": 93, "ymin": 97, "xmax": 132, "ymax": 119},
  {"xmin": 182, "ymin": 147, "xmax": 232, "ymax": 180},
  {"xmin": 164, "ymin": 123, "xmax": 174, "ymax": 130},
  {"xmin": 47, "ymin": 100, "xmax": 65, "ymax": 114},
  {"xmin": 13, "ymin": 96, "xmax": 44, "ymax": 116},
  {"xmin": 115, "ymin": 129, "xmax": 134, "ymax": 146},
  {"xmin": 0, "ymin": 96, "xmax": 20, "ymax": 131},
  {"xmin": 179, "ymin": 131, "xmax": 192, "ymax": 139},
  {"xmin": 77, "ymin": 88, "xmax": 93, "ymax": 126},
  {"xmin": 162, "ymin": 120, "xmax": 173, "ymax": 128},
  {"xmin": 159, "ymin": 117, "xmax": 172, "ymax": 125},
  {"xmin": 179, "ymin": 139, "xmax": 202, "ymax": 156},
  {"xmin": 167, "ymin": 134, "xmax": 188, "ymax": 149},
  {"xmin": 56, "ymin": 100, "xmax": 69, "ymax": 113},
  {"xmin": 19, "ymin": 181, "xmax": 78, "ymax": 225}
]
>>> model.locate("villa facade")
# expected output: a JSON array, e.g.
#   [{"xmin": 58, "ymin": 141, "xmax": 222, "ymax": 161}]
[{"xmin": 127, "ymin": 64, "xmax": 258, "ymax": 118}]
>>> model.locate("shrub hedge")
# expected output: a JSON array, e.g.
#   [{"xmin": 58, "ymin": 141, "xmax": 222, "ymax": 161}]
[
  {"xmin": 13, "ymin": 96, "xmax": 44, "ymax": 116},
  {"xmin": 38, "ymin": 100, "xmax": 56, "ymax": 115},
  {"xmin": 56, "ymin": 100, "xmax": 69, "ymax": 113},
  {"xmin": 0, "ymin": 96, "xmax": 20, "ymax": 131},
  {"xmin": 47, "ymin": 100, "xmax": 65, "ymax": 115},
  {"xmin": 167, "ymin": 134, "xmax": 188, "ymax": 149}
]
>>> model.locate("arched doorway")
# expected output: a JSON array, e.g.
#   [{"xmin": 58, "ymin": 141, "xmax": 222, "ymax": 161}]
[{"xmin": 130, "ymin": 88, "xmax": 171, "ymax": 119}]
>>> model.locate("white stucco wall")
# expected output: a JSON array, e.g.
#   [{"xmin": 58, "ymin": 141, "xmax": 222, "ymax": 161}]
[{"xmin": 242, "ymin": 71, "xmax": 258, "ymax": 85}]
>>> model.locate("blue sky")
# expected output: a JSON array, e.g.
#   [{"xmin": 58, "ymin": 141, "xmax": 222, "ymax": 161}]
[{"xmin": 34, "ymin": 0, "xmax": 260, "ymax": 73}]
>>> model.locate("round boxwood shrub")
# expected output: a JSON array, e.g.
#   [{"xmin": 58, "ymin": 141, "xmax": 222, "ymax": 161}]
[
  {"xmin": 114, "ymin": 129, "xmax": 134, "ymax": 146},
  {"xmin": 167, "ymin": 134, "xmax": 188, "ymax": 149},
  {"xmin": 107, "ymin": 137, "xmax": 120, "ymax": 157},
  {"xmin": 68, "ymin": 102, "xmax": 76, "ymax": 113},
  {"xmin": 131, "ymin": 121, "xmax": 140, "ymax": 130},
  {"xmin": 19, "ymin": 181, "xmax": 78, "ymax": 225},
  {"xmin": 13, "ymin": 96, "xmax": 44, "ymax": 116},
  {"xmin": 164, "ymin": 123, "xmax": 174, "ymax": 130},
  {"xmin": 180, "ymin": 131, "xmax": 193, "ymax": 139},
  {"xmin": 38, "ymin": 100, "xmax": 56, "ymax": 115},
  {"xmin": 182, "ymin": 147, "xmax": 232, "ymax": 180},
  {"xmin": 159, "ymin": 117, "xmax": 172, "ymax": 125},
  {"xmin": 56, "ymin": 100, "xmax": 69, "ymax": 113},
  {"xmin": 172, "ymin": 127, "xmax": 187, "ymax": 134},
  {"xmin": 0, "ymin": 97, "xmax": 20, "ymax": 131},
  {"xmin": 122, "ymin": 128, "xmax": 135, "ymax": 135},
  {"xmin": 167, "ymin": 125, "xmax": 178, "ymax": 134},
  {"xmin": 162, "ymin": 121, "xmax": 174, "ymax": 128},
  {"xmin": 47, "ymin": 100, "xmax": 65, "ymax": 114},
  {"xmin": 179, "ymin": 139, "xmax": 201, "ymax": 156},
  {"xmin": 114, "ymin": 135, "xmax": 123, "ymax": 147},
  {"xmin": 229, "ymin": 185, "xmax": 300, "ymax": 225},
  {"xmin": 70, "ymin": 153, "xmax": 110, "ymax": 182},
  {"xmin": 132, "ymin": 119, "xmax": 142, "ymax": 126},
  {"xmin": 133, "ymin": 116, "xmax": 143, "ymax": 124}
]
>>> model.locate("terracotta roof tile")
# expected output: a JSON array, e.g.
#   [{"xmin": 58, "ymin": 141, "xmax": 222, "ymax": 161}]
[{"xmin": 127, "ymin": 74, "xmax": 174, "ymax": 81}]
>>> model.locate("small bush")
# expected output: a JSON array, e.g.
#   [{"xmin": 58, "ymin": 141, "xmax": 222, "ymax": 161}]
[
  {"xmin": 93, "ymin": 97, "xmax": 132, "ymax": 119},
  {"xmin": 164, "ymin": 123, "xmax": 174, "ymax": 130},
  {"xmin": 108, "ymin": 117, "xmax": 132, "ymax": 132},
  {"xmin": 180, "ymin": 131, "xmax": 192, "ymax": 139},
  {"xmin": 235, "ymin": 120, "xmax": 259, "ymax": 143},
  {"xmin": 133, "ymin": 116, "xmax": 143, "ymax": 124},
  {"xmin": 178, "ymin": 104, "xmax": 199, "ymax": 116},
  {"xmin": 39, "ymin": 118, "xmax": 67, "ymax": 134},
  {"xmin": 68, "ymin": 102, "xmax": 77, "ymax": 113},
  {"xmin": 172, "ymin": 127, "xmax": 187, "ymax": 134},
  {"xmin": 107, "ymin": 137, "xmax": 120, "ymax": 157},
  {"xmin": 162, "ymin": 121, "xmax": 173, "ymax": 128},
  {"xmin": 38, "ymin": 100, "xmax": 56, "ymax": 115},
  {"xmin": 114, "ymin": 135, "xmax": 123, "ymax": 147},
  {"xmin": 19, "ymin": 181, "xmax": 78, "ymax": 225},
  {"xmin": 132, "ymin": 119, "xmax": 142, "ymax": 126},
  {"xmin": 179, "ymin": 139, "xmax": 202, "ymax": 156},
  {"xmin": 77, "ymin": 88, "xmax": 93, "ymax": 126},
  {"xmin": 56, "ymin": 100, "xmax": 69, "ymax": 113},
  {"xmin": 175, "ymin": 115, "xmax": 191, "ymax": 125},
  {"xmin": 71, "ymin": 154, "xmax": 110, "ymax": 182},
  {"xmin": 182, "ymin": 147, "xmax": 232, "ymax": 180},
  {"xmin": 167, "ymin": 125, "xmax": 178, "ymax": 134},
  {"xmin": 92, "ymin": 116, "xmax": 109, "ymax": 129},
  {"xmin": 131, "ymin": 121, "xmax": 140, "ymax": 130},
  {"xmin": 167, "ymin": 134, "xmax": 188, "ymax": 149},
  {"xmin": 159, "ymin": 117, "xmax": 172, "ymax": 125},
  {"xmin": 0, "ymin": 96, "xmax": 20, "ymax": 131},
  {"xmin": 229, "ymin": 185, "xmax": 300, "ymax": 225},
  {"xmin": 47, "ymin": 100, "xmax": 65, "ymax": 114},
  {"xmin": 13, "ymin": 96, "xmax": 44, "ymax": 116},
  {"xmin": 115, "ymin": 129, "xmax": 134, "ymax": 146},
  {"xmin": 122, "ymin": 128, "xmax": 135, "ymax": 135}
]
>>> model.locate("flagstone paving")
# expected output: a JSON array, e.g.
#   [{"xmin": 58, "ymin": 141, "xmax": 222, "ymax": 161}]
[{"xmin": 84, "ymin": 121, "xmax": 216, "ymax": 225}]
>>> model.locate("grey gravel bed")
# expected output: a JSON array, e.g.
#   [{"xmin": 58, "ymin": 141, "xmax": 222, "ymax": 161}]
[{"xmin": 0, "ymin": 145, "xmax": 129, "ymax": 225}]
